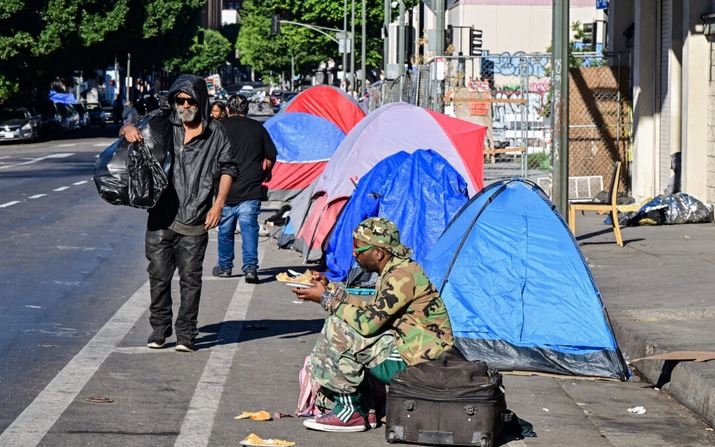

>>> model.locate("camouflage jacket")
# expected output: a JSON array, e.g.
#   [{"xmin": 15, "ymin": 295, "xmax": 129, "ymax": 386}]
[{"xmin": 333, "ymin": 256, "xmax": 453, "ymax": 366}]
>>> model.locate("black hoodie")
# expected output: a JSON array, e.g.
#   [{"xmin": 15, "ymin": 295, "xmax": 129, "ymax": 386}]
[{"xmin": 147, "ymin": 74, "xmax": 238, "ymax": 234}]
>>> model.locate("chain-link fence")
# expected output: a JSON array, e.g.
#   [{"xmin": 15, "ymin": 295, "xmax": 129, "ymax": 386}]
[{"xmin": 367, "ymin": 52, "xmax": 632, "ymax": 200}]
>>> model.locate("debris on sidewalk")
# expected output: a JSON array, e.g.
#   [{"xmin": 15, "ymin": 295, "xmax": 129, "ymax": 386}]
[
  {"xmin": 240, "ymin": 433, "xmax": 295, "ymax": 446},
  {"xmin": 235, "ymin": 410, "xmax": 272, "ymax": 421},
  {"xmin": 627, "ymin": 406, "xmax": 647, "ymax": 415}
]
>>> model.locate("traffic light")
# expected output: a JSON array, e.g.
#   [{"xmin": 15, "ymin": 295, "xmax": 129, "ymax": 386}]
[
  {"xmin": 445, "ymin": 25, "xmax": 454, "ymax": 46},
  {"xmin": 582, "ymin": 22, "xmax": 596, "ymax": 50},
  {"xmin": 271, "ymin": 14, "xmax": 280, "ymax": 34},
  {"xmin": 469, "ymin": 28, "xmax": 483, "ymax": 56}
]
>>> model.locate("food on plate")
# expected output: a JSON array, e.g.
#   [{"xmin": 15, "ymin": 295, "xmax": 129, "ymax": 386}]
[{"xmin": 275, "ymin": 269, "xmax": 315, "ymax": 285}]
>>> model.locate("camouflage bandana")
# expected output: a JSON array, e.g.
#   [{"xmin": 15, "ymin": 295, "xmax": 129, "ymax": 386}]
[{"xmin": 353, "ymin": 217, "xmax": 412, "ymax": 258}]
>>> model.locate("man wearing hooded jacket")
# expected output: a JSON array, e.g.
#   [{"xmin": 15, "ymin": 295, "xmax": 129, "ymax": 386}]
[{"xmin": 121, "ymin": 74, "xmax": 238, "ymax": 353}]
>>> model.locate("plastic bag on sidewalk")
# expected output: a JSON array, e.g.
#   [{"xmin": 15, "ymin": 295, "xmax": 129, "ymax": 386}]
[
  {"xmin": 93, "ymin": 110, "xmax": 173, "ymax": 209},
  {"xmin": 625, "ymin": 193, "xmax": 713, "ymax": 226}
]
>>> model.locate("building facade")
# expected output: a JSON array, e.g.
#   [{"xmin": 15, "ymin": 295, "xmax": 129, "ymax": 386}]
[{"xmin": 608, "ymin": 0, "xmax": 715, "ymax": 205}]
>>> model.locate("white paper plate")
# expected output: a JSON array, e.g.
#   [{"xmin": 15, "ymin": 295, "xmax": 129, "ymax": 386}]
[{"xmin": 282, "ymin": 281, "xmax": 311, "ymax": 289}]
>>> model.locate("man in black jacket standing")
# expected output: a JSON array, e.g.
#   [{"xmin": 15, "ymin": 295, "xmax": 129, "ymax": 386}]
[
  {"xmin": 120, "ymin": 75, "xmax": 238, "ymax": 352},
  {"xmin": 212, "ymin": 95, "xmax": 277, "ymax": 283}
]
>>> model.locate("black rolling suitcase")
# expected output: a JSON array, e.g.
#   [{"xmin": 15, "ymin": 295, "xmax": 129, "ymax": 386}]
[{"xmin": 385, "ymin": 349, "xmax": 510, "ymax": 446}]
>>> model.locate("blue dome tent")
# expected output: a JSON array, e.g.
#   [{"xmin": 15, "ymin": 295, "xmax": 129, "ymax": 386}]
[
  {"xmin": 324, "ymin": 149, "xmax": 468, "ymax": 282},
  {"xmin": 423, "ymin": 178, "xmax": 630, "ymax": 380}
]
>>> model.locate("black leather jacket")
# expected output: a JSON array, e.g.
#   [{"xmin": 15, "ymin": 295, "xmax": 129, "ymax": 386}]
[{"xmin": 147, "ymin": 74, "xmax": 238, "ymax": 234}]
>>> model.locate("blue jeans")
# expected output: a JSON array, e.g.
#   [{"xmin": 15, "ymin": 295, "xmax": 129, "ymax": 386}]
[{"xmin": 216, "ymin": 199, "xmax": 260, "ymax": 273}]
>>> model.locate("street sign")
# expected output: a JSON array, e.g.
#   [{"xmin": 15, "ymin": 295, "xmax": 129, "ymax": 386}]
[
  {"xmin": 336, "ymin": 32, "xmax": 352, "ymax": 54},
  {"xmin": 596, "ymin": 0, "xmax": 608, "ymax": 9}
]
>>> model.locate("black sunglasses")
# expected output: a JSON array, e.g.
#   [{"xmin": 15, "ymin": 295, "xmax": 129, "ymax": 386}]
[{"xmin": 175, "ymin": 97, "xmax": 198, "ymax": 106}]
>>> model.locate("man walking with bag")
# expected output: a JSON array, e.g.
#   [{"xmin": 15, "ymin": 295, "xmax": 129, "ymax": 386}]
[{"xmin": 120, "ymin": 74, "xmax": 237, "ymax": 352}]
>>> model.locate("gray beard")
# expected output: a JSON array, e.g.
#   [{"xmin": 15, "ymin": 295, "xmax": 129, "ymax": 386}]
[{"xmin": 176, "ymin": 106, "xmax": 199, "ymax": 124}]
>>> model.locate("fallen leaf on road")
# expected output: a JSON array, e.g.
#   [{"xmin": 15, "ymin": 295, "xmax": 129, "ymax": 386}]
[
  {"xmin": 235, "ymin": 410, "xmax": 272, "ymax": 421},
  {"xmin": 240, "ymin": 433, "xmax": 295, "ymax": 446}
]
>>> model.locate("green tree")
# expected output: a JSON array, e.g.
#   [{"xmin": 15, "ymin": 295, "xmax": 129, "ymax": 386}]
[
  {"xmin": 236, "ymin": 0, "xmax": 408, "ymax": 83},
  {"xmin": 0, "ymin": 0, "xmax": 206, "ymax": 103},
  {"xmin": 165, "ymin": 28, "xmax": 233, "ymax": 75}
]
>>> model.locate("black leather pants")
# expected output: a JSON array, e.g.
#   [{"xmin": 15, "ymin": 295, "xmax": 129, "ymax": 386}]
[{"xmin": 145, "ymin": 228, "xmax": 208, "ymax": 342}]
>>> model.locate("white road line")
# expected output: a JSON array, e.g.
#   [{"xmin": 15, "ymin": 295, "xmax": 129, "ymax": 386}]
[
  {"xmin": 0, "ymin": 153, "xmax": 74, "ymax": 170},
  {"xmin": 56, "ymin": 144, "xmax": 76, "ymax": 147},
  {"xmin": 28, "ymin": 194, "xmax": 46, "ymax": 199},
  {"xmin": 173, "ymin": 253, "xmax": 263, "ymax": 447},
  {"xmin": 0, "ymin": 282, "xmax": 152, "ymax": 446},
  {"xmin": 72, "ymin": 180, "xmax": 88, "ymax": 186},
  {"xmin": 53, "ymin": 186, "xmax": 70, "ymax": 192},
  {"xmin": 0, "ymin": 254, "xmax": 260, "ymax": 446},
  {"xmin": 0, "ymin": 201, "xmax": 20, "ymax": 208}
]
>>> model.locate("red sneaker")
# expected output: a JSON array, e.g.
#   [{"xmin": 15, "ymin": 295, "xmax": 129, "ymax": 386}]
[
  {"xmin": 303, "ymin": 411, "xmax": 369, "ymax": 432},
  {"xmin": 367, "ymin": 410, "xmax": 378, "ymax": 429}
]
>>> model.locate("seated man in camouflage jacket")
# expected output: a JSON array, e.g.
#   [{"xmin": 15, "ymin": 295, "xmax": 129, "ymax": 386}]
[{"xmin": 292, "ymin": 217, "xmax": 454, "ymax": 433}]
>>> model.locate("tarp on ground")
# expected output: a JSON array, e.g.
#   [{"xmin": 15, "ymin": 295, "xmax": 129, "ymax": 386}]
[
  {"xmin": 49, "ymin": 91, "xmax": 77, "ymax": 104},
  {"xmin": 290, "ymin": 102, "xmax": 486, "ymax": 263},
  {"xmin": 324, "ymin": 150, "xmax": 469, "ymax": 282},
  {"xmin": 263, "ymin": 112, "xmax": 345, "ymax": 201},
  {"xmin": 422, "ymin": 178, "xmax": 630, "ymax": 380}
]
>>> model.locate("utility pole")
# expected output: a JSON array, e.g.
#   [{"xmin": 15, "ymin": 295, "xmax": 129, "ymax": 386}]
[
  {"xmin": 383, "ymin": 0, "xmax": 390, "ymax": 76},
  {"xmin": 552, "ymin": 0, "xmax": 570, "ymax": 217},
  {"xmin": 433, "ymin": 0, "xmax": 445, "ymax": 56},
  {"xmin": 350, "ymin": 0, "xmax": 356, "ymax": 95},
  {"xmin": 125, "ymin": 52, "xmax": 131, "ymax": 102},
  {"xmin": 114, "ymin": 56, "xmax": 119, "ymax": 100},
  {"xmin": 343, "ymin": 0, "xmax": 348, "ymax": 91},
  {"xmin": 397, "ymin": 0, "xmax": 405, "ymax": 77},
  {"xmin": 361, "ymin": 0, "xmax": 366, "ymax": 95}
]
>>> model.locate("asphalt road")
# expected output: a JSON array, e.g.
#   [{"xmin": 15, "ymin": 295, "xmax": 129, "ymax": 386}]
[{"xmin": 1, "ymin": 132, "xmax": 714, "ymax": 446}]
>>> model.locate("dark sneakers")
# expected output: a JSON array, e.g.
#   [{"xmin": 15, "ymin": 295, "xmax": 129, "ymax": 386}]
[
  {"xmin": 175, "ymin": 339, "xmax": 195, "ymax": 353},
  {"xmin": 147, "ymin": 326, "xmax": 172, "ymax": 349},
  {"xmin": 212, "ymin": 266, "xmax": 232, "ymax": 278},
  {"xmin": 244, "ymin": 268, "xmax": 259, "ymax": 284}
]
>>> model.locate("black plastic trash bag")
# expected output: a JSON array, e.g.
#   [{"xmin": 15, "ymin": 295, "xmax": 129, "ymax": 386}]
[
  {"xmin": 93, "ymin": 111, "xmax": 173, "ymax": 209},
  {"xmin": 125, "ymin": 140, "xmax": 169, "ymax": 208}
]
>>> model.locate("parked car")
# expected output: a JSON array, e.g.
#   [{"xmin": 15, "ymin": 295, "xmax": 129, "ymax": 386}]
[
  {"xmin": 214, "ymin": 88, "xmax": 228, "ymax": 100},
  {"xmin": 74, "ymin": 103, "xmax": 89, "ymax": 129},
  {"xmin": 238, "ymin": 85, "xmax": 255, "ymax": 99},
  {"xmin": 56, "ymin": 103, "xmax": 80, "ymax": 131},
  {"xmin": 100, "ymin": 100, "xmax": 114, "ymax": 124},
  {"xmin": 85, "ymin": 102, "xmax": 107, "ymax": 126},
  {"xmin": 277, "ymin": 91, "xmax": 298, "ymax": 113},
  {"xmin": 35, "ymin": 99, "xmax": 64, "ymax": 134},
  {"xmin": 0, "ymin": 107, "xmax": 42, "ymax": 142}
]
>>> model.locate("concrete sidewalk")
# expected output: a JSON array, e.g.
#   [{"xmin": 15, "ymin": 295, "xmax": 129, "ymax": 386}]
[
  {"xmin": 573, "ymin": 212, "xmax": 715, "ymax": 428},
  {"xmin": 7, "ymin": 209, "xmax": 715, "ymax": 447}
]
